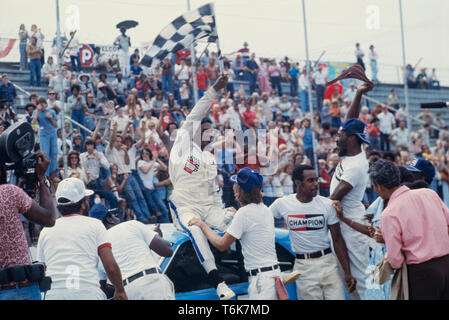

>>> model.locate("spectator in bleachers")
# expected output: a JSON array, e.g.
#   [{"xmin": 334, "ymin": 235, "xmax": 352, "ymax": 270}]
[
  {"xmin": 18, "ymin": 24, "xmax": 29, "ymax": 71},
  {"xmin": 433, "ymin": 113, "xmax": 445, "ymax": 139},
  {"xmin": 418, "ymin": 123, "xmax": 431, "ymax": 148},
  {"xmin": 429, "ymin": 68, "xmax": 440, "ymax": 89},
  {"xmin": 129, "ymin": 60, "xmax": 143, "ymax": 89},
  {"xmin": 367, "ymin": 117, "xmax": 381, "ymax": 151},
  {"xmin": 42, "ymin": 56, "xmax": 57, "ymax": 84},
  {"xmin": 32, "ymin": 97, "xmax": 58, "ymax": 177},
  {"xmin": 416, "ymin": 68, "xmax": 429, "ymax": 89},
  {"xmin": 312, "ymin": 66, "xmax": 327, "ymax": 112},
  {"xmin": 387, "ymin": 88, "xmax": 399, "ymax": 110},
  {"xmin": 368, "ymin": 45, "xmax": 379, "ymax": 83},
  {"xmin": 377, "ymin": 105, "xmax": 395, "ymax": 151},
  {"xmin": 258, "ymin": 58, "xmax": 271, "ymax": 95},
  {"xmin": 93, "ymin": 47, "xmax": 121, "ymax": 73},
  {"xmin": 161, "ymin": 58, "xmax": 173, "ymax": 98},
  {"xmin": 31, "ymin": 24, "xmax": 45, "ymax": 65},
  {"xmin": 417, "ymin": 108, "xmax": 434, "ymax": 127},
  {"xmin": 268, "ymin": 60, "xmax": 282, "ymax": 96},
  {"xmin": 405, "ymin": 64, "xmax": 417, "ymax": 88},
  {"xmin": 200, "ymin": 48, "xmax": 210, "ymax": 68},
  {"xmin": 206, "ymin": 57, "xmax": 219, "ymax": 86},
  {"xmin": 68, "ymin": 31, "xmax": 82, "ymax": 73},
  {"xmin": 27, "ymin": 36, "xmax": 42, "ymax": 87},
  {"xmin": 67, "ymin": 84, "xmax": 87, "ymax": 139},
  {"xmin": 129, "ymin": 48, "xmax": 140, "ymax": 66},
  {"xmin": 0, "ymin": 73, "xmax": 17, "ymax": 113},
  {"xmin": 343, "ymin": 82, "xmax": 357, "ymax": 103},
  {"xmin": 245, "ymin": 53, "xmax": 259, "ymax": 95},
  {"xmin": 391, "ymin": 120, "xmax": 409, "ymax": 150},
  {"xmin": 355, "ymin": 42, "xmax": 365, "ymax": 70},
  {"xmin": 298, "ymin": 68, "xmax": 310, "ymax": 113}
]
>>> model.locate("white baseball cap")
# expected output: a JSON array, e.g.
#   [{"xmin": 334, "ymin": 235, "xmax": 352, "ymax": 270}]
[{"xmin": 56, "ymin": 177, "xmax": 94, "ymax": 206}]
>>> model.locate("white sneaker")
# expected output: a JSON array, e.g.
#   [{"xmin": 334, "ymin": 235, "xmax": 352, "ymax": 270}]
[
  {"xmin": 216, "ymin": 282, "xmax": 235, "ymax": 300},
  {"xmin": 281, "ymin": 271, "xmax": 301, "ymax": 285}
]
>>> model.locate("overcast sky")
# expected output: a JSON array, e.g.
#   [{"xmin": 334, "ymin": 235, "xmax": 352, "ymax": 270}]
[{"xmin": 1, "ymin": 0, "xmax": 448, "ymax": 84}]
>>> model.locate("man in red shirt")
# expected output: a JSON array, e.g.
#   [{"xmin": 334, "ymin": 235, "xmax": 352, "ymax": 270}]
[
  {"xmin": 159, "ymin": 104, "xmax": 173, "ymax": 130},
  {"xmin": 191, "ymin": 64, "xmax": 209, "ymax": 99},
  {"xmin": 242, "ymin": 101, "xmax": 256, "ymax": 129},
  {"xmin": 0, "ymin": 152, "xmax": 58, "ymax": 300}
]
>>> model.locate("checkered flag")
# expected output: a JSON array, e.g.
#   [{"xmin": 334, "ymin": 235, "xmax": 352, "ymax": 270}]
[{"xmin": 140, "ymin": 3, "xmax": 218, "ymax": 67}]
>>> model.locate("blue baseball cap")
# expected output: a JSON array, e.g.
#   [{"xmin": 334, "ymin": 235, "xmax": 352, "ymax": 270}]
[
  {"xmin": 230, "ymin": 167, "xmax": 263, "ymax": 192},
  {"xmin": 341, "ymin": 118, "xmax": 370, "ymax": 144},
  {"xmin": 405, "ymin": 157, "xmax": 436, "ymax": 182},
  {"xmin": 89, "ymin": 203, "xmax": 109, "ymax": 221}
]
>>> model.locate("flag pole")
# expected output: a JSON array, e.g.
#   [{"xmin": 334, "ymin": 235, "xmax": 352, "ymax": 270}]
[
  {"xmin": 56, "ymin": 0, "xmax": 68, "ymax": 179},
  {"xmin": 187, "ymin": 0, "xmax": 199, "ymax": 104},
  {"xmin": 210, "ymin": 3, "xmax": 225, "ymax": 73},
  {"xmin": 301, "ymin": 0, "xmax": 319, "ymax": 171},
  {"xmin": 398, "ymin": 0, "xmax": 412, "ymax": 154}
]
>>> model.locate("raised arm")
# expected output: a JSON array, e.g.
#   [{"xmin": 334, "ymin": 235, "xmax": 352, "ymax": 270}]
[{"xmin": 345, "ymin": 82, "xmax": 374, "ymax": 120}]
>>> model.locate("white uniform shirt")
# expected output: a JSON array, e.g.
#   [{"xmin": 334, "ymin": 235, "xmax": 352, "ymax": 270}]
[
  {"xmin": 169, "ymin": 87, "xmax": 221, "ymax": 207},
  {"xmin": 98, "ymin": 221, "xmax": 158, "ymax": 280},
  {"xmin": 226, "ymin": 203, "xmax": 278, "ymax": 271},
  {"xmin": 329, "ymin": 150, "xmax": 369, "ymax": 220},
  {"xmin": 37, "ymin": 215, "xmax": 110, "ymax": 299},
  {"xmin": 271, "ymin": 194, "xmax": 339, "ymax": 254}
]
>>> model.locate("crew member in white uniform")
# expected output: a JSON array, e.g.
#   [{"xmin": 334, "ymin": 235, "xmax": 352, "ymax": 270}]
[
  {"xmin": 329, "ymin": 81, "xmax": 374, "ymax": 299},
  {"xmin": 188, "ymin": 167, "xmax": 300, "ymax": 300},
  {"xmin": 91, "ymin": 207, "xmax": 175, "ymax": 300},
  {"xmin": 271, "ymin": 165, "xmax": 355, "ymax": 300},
  {"xmin": 168, "ymin": 75, "xmax": 236, "ymax": 300},
  {"xmin": 37, "ymin": 178, "xmax": 127, "ymax": 300}
]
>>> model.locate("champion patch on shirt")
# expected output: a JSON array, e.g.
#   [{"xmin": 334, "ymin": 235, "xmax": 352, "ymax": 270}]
[
  {"xmin": 287, "ymin": 214, "xmax": 325, "ymax": 231},
  {"xmin": 183, "ymin": 156, "xmax": 200, "ymax": 174}
]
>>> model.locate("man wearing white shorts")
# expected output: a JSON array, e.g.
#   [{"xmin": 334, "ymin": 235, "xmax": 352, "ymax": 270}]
[
  {"xmin": 270, "ymin": 165, "xmax": 356, "ymax": 300},
  {"xmin": 168, "ymin": 75, "xmax": 236, "ymax": 300},
  {"xmin": 189, "ymin": 167, "xmax": 299, "ymax": 300},
  {"xmin": 91, "ymin": 207, "xmax": 175, "ymax": 300}
]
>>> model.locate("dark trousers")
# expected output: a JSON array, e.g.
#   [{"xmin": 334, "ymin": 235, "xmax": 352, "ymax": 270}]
[
  {"xmin": 408, "ymin": 254, "xmax": 449, "ymax": 300},
  {"xmin": 270, "ymin": 76, "xmax": 282, "ymax": 96},
  {"xmin": 315, "ymin": 84, "xmax": 325, "ymax": 112},
  {"xmin": 290, "ymin": 77, "xmax": 298, "ymax": 97},
  {"xmin": 380, "ymin": 132, "xmax": 391, "ymax": 151}
]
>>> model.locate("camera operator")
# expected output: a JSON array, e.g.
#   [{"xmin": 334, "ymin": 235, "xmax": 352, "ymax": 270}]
[{"xmin": 0, "ymin": 152, "xmax": 58, "ymax": 300}]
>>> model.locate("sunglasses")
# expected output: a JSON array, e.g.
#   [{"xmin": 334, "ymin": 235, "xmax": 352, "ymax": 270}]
[{"xmin": 48, "ymin": 92, "xmax": 56, "ymax": 95}]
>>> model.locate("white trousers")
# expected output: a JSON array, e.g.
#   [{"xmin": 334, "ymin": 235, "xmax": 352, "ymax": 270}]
[
  {"xmin": 337, "ymin": 221, "xmax": 370, "ymax": 300},
  {"xmin": 293, "ymin": 253, "xmax": 346, "ymax": 300},
  {"xmin": 169, "ymin": 199, "xmax": 234, "ymax": 273},
  {"xmin": 119, "ymin": 50, "xmax": 129, "ymax": 77},
  {"xmin": 44, "ymin": 288, "xmax": 106, "ymax": 300},
  {"xmin": 125, "ymin": 274, "xmax": 175, "ymax": 300},
  {"xmin": 248, "ymin": 269, "xmax": 281, "ymax": 300}
]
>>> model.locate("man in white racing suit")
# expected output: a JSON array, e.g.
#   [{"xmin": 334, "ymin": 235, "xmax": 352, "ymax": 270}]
[{"xmin": 168, "ymin": 75, "xmax": 236, "ymax": 300}]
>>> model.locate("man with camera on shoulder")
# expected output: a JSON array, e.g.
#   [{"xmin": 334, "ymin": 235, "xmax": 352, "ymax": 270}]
[{"xmin": 0, "ymin": 152, "xmax": 58, "ymax": 300}]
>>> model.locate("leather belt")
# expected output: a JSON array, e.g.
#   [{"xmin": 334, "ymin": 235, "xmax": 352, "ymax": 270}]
[
  {"xmin": 246, "ymin": 264, "xmax": 279, "ymax": 277},
  {"xmin": 0, "ymin": 280, "xmax": 36, "ymax": 291},
  {"xmin": 296, "ymin": 248, "xmax": 332, "ymax": 260},
  {"xmin": 122, "ymin": 268, "xmax": 160, "ymax": 286}
]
